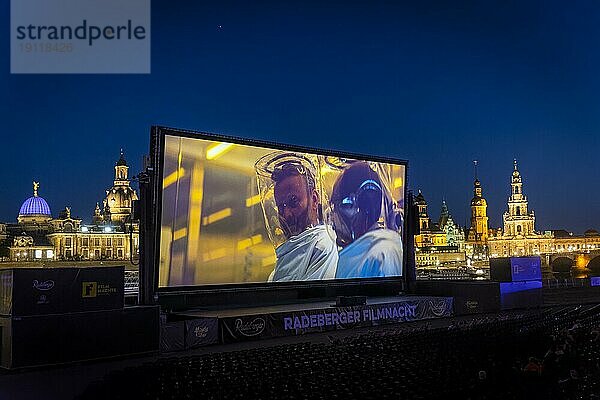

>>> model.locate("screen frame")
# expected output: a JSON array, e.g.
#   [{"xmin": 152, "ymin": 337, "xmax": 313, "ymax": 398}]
[{"xmin": 150, "ymin": 125, "xmax": 410, "ymax": 294}]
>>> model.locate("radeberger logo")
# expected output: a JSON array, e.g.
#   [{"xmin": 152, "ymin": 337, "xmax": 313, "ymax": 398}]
[
  {"xmin": 235, "ymin": 318, "xmax": 265, "ymax": 337},
  {"xmin": 32, "ymin": 279, "xmax": 55, "ymax": 291}
]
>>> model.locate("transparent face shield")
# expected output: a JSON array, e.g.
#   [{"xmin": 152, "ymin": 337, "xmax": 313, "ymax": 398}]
[
  {"xmin": 255, "ymin": 152, "xmax": 323, "ymax": 249},
  {"xmin": 323, "ymin": 157, "xmax": 401, "ymax": 248}
]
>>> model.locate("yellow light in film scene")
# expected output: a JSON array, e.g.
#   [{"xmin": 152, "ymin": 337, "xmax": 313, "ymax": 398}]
[
  {"xmin": 173, "ymin": 228, "xmax": 187, "ymax": 241},
  {"xmin": 206, "ymin": 143, "xmax": 234, "ymax": 160},
  {"xmin": 163, "ymin": 167, "xmax": 185, "ymax": 189},
  {"xmin": 394, "ymin": 176, "xmax": 403, "ymax": 189},
  {"xmin": 245, "ymin": 194, "xmax": 261, "ymax": 207},
  {"xmin": 237, "ymin": 234, "xmax": 263, "ymax": 251},
  {"xmin": 202, "ymin": 208, "xmax": 232, "ymax": 225}
]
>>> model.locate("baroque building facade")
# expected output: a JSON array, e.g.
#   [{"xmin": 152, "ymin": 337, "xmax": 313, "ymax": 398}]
[
  {"xmin": 414, "ymin": 191, "xmax": 466, "ymax": 267},
  {"xmin": 487, "ymin": 160, "xmax": 553, "ymax": 257},
  {"xmin": 412, "ymin": 159, "xmax": 599, "ymax": 271},
  {"xmin": 5, "ymin": 152, "xmax": 139, "ymax": 263}
]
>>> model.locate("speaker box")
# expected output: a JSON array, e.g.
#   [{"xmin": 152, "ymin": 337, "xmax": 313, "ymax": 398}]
[{"xmin": 0, "ymin": 306, "xmax": 159, "ymax": 369}]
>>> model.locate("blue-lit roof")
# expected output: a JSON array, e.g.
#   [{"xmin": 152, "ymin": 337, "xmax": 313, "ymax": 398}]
[{"xmin": 19, "ymin": 196, "xmax": 51, "ymax": 216}]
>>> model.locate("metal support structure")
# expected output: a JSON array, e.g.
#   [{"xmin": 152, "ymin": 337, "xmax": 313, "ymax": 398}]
[
  {"xmin": 405, "ymin": 190, "xmax": 417, "ymax": 292},
  {"xmin": 138, "ymin": 168, "xmax": 156, "ymax": 305}
]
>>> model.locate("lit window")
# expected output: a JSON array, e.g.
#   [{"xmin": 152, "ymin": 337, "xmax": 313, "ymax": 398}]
[
  {"xmin": 35, "ymin": 250, "xmax": 42, "ymax": 259},
  {"xmin": 46, "ymin": 250, "xmax": 54, "ymax": 258}
]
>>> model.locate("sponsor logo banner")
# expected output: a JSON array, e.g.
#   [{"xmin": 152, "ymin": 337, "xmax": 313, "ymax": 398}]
[
  {"xmin": 185, "ymin": 318, "xmax": 219, "ymax": 348},
  {"xmin": 220, "ymin": 298, "xmax": 453, "ymax": 343}
]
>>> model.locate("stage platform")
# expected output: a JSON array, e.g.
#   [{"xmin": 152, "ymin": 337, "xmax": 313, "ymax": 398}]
[{"xmin": 169, "ymin": 295, "xmax": 453, "ymax": 345}]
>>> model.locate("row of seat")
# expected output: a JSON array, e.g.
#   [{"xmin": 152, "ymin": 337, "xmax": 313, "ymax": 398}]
[{"xmin": 77, "ymin": 304, "xmax": 600, "ymax": 399}]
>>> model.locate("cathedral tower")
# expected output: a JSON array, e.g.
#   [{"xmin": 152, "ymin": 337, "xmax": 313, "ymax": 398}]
[
  {"xmin": 502, "ymin": 159, "xmax": 535, "ymax": 237},
  {"xmin": 414, "ymin": 190, "xmax": 430, "ymax": 233},
  {"xmin": 468, "ymin": 161, "xmax": 489, "ymax": 246}
]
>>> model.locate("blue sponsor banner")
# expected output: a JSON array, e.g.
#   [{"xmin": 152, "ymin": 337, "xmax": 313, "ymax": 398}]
[
  {"xmin": 499, "ymin": 280, "xmax": 543, "ymax": 294},
  {"xmin": 499, "ymin": 280, "xmax": 543, "ymax": 310},
  {"xmin": 220, "ymin": 297, "xmax": 453, "ymax": 343},
  {"xmin": 591, "ymin": 276, "xmax": 600, "ymax": 287},
  {"xmin": 510, "ymin": 257, "xmax": 542, "ymax": 281},
  {"xmin": 277, "ymin": 297, "xmax": 453, "ymax": 336}
]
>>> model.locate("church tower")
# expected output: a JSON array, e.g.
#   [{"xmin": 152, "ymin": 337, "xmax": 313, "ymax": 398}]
[
  {"xmin": 102, "ymin": 150, "xmax": 139, "ymax": 225},
  {"xmin": 414, "ymin": 190, "xmax": 430, "ymax": 233},
  {"xmin": 114, "ymin": 150, "xmax": 130, "ymax": 184},
  {"xmin": 468, "ymin": 161, "xmax": 489, "ymax": 246},
  {"xmin": 502, "ymin": 159, "xmax": 535, "ymax": 237}
]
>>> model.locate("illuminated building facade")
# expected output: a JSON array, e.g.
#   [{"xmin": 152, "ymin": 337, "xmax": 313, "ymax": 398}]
[
  {"xmin": 551, "ymin": 230, "xmax": 600, "ymax": 253},
  {"xmin": 487, "ymin": 160, "xmax": 553, "ymax": 257},
  {"xmin": 414, "ymin": 191, "xmax": 466, "ymax": 267},
  {"xmin": 100, "ymin": 150, "xmax": 138, "ymax": 225},
  {"xmin": 466, "ymin": 175, "xmax": 490, "ymax": 258},
  {"xmin": 4, "ymin": 152, "xmax": 139, "ymax": 263}
]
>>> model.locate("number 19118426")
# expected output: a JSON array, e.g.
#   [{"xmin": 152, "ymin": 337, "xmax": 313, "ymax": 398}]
[{"xmin": 20, "ymin": 42, "xmax": 73, "ymax": 52}]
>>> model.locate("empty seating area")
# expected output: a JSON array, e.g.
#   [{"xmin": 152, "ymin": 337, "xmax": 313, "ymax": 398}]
[{"xmin": 78, "ymin": 305, "xmax": 600, "ymax": 399}]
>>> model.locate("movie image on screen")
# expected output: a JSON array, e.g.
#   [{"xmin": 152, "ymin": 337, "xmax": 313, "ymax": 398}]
[{"xmin": 158, "ymin": 133, "xmax": 406, "ymax": 287}]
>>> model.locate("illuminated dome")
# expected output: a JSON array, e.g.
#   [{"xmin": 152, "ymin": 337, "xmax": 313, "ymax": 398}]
[
  {"xmin": 18, "ymin": 182, "xmax": 51, "ymax": 218},
  {"xmin": 20, "ymin": 196, "xmax": 51, "ymax": 216}
]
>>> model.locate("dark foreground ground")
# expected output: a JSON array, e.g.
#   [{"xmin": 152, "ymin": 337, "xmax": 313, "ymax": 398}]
[{"xmin": 1, "ymin": 287, "xmax": 599, "ymax": 400}]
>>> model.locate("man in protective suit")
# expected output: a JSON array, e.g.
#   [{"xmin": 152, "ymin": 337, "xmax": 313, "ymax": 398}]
[
  {"xmin": 267, "ymin": 158, "xmax": 338, "ymax": 281},
  {"xmin": 330, "ymin": 162, "xmax": 403, "ymax": 278}
]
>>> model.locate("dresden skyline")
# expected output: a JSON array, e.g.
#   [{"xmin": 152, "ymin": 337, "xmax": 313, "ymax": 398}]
[
  {"xmin": 3, "ymin": 153, "xmax": 595, "ymax": 236},
  {"xmin": 1, "ymin": 1, "xmax": 599, "ymax": 232}
]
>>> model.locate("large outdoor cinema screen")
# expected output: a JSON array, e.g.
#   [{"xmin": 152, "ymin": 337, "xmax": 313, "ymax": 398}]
[{"xmin": 156, "ymin": 129, "xmax": 407, "ymax": 288}]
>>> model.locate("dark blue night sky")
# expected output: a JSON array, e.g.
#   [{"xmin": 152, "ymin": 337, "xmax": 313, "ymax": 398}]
[{"xmin": 1, "ymin": 1, "xmax": 599, "ymax": 232}]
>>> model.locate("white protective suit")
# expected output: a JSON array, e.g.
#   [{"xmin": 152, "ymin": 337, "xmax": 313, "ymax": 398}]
[
  {"xmin": 335, "ymin": 229, "xmax": 403, "ymax": 279},
  {"xmin": 269, "ymin": 224, "xmax": 338, "ymax": 282}
]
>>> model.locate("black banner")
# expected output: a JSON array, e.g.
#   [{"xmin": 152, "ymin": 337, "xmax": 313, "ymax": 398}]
[
  {"xmin": 220, "ymin": 297, "xmax": 453, "ymax": 343},
  {"xmin": 0, "ymin": 267, "xmax": 124, "ymax": 317},
  {"xmin": 416, "ymin": 281, "xmax": 502, "ymax": 315},
  {"xmin": 63, "ymin": 267, "xmax": 124, "ymax": 312},
  {"xmin": 220, "ymin": 314, "xmax": 271, "ymax": 343},
  {"xmin": 160, "ymin": 321, "xmax": 185, "ymax": 353}
]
